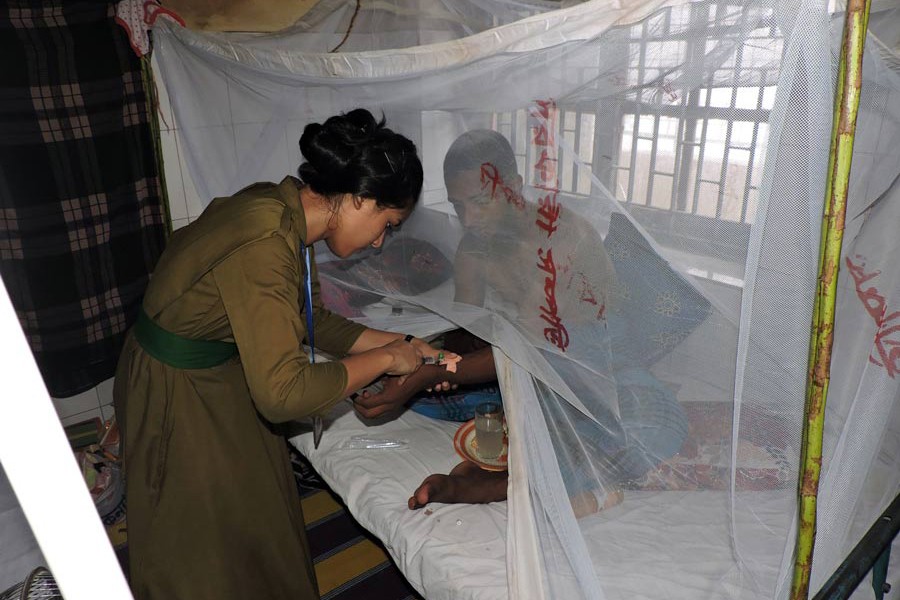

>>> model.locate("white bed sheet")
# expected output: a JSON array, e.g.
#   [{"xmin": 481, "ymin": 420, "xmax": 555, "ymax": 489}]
[
  {"xmin": 288, "ymin": 303, "xmax": 897, "ymax": 600},
  {"xmin": 577, "ymin": 489, "xmax": 792, "ymax": 600},
  {"xmin": 291, "ymin": 405, "xmax": 509, "ymax": 600},
  {"xmin": 290, "ymin": 403, "xmax": 817, "ymax": 600},
  {"xmin": 291, "ymin": 406, "xmax": 900, "ymax": 600}
]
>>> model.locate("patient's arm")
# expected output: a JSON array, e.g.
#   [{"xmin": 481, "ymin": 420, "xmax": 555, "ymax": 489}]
[
  {"xmin": 353, "ymin": 345, "xmax": 497, "ymax": 418},
  {"xmin": 408, "ymin": 461, "xmax": 624, "ymax": 518},
  {"xmin": 453, "ymin": 243, "xmax": 487, "ymax": 306},
  {"xmin": 442, "ymin": 328, "xmax": 492, "ymax": 354}
]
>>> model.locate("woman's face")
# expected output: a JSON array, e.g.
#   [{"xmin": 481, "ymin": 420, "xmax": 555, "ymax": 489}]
[{"xmin": 326, "ymin": 196, "xmax": 409, "ymax": 258}]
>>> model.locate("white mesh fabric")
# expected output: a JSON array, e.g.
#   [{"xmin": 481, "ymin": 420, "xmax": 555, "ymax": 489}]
[{"xmin": 152, "ymin": 0, "xmax": 900, "ymax": 597}]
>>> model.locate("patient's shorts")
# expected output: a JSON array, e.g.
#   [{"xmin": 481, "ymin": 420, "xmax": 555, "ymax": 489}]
[
  {"xmin": 556, "ymin": 366, "xmax": 688, "ymax": 494},
  {"xmin": 408, "ymin": 384, "xmax": 503, "ymax": 422},
  {"xmin": 407, "ymin": 366, "xmax": 688, "ymax": 493}
]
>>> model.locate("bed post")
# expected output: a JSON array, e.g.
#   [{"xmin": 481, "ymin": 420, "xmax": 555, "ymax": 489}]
[{"xmin": 790, "ymin": 0, "xmax": 873, "ymax": 598}]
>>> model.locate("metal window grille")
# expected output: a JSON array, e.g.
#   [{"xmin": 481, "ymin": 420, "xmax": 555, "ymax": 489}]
[{"xmin": 493, "ymin": 0, "xmax": 781, "ymax": 227}]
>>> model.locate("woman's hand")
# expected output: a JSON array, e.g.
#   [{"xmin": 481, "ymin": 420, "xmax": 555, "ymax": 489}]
[
  {"xmin": 406, "ymin": 336, "xmax": 459, "ymax": 366},
  {"xmin": 382, "ymin": 338, "xmax": 423, "ymax": 375},
  {"xmin": 407, "ymin": 337, "xmax": 460, "ymax": 391},
  {"xmin": 409, "ymin": 337, "xmax": 462, "ymax": 368},
  {"xmin": 340, "ymin": 335, "xmax": 461, "ymax": 399},
  {"xmin": 352, "ymin": 373, "xmax": 423, "ymax": 418}
]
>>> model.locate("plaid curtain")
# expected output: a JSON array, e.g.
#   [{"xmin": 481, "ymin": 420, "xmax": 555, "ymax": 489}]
[{"xmin": 0, "ymin": 2, "xmax": 167, "ymax": 398}]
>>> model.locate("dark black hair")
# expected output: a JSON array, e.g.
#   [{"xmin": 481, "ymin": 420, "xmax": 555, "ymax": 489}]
[
  {"xmin": 443, "ymin": 129, "xmax": 519, "ymax": 183},
  {"xmin": 298, "ymin": 109, "xmax": 423, "ymax": 212}
]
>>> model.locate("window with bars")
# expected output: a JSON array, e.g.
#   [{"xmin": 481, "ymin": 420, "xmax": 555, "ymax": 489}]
[
  {"xmin": 614, "ymin": 1, "xmax": 779, "ymax": 225},
  {"xmin": 493, "ymin": 0, "xmax": 782, "ymax": 227}
]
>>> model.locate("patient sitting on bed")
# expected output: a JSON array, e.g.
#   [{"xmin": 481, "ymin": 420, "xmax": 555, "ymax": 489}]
[
  {"xmin": 353, "ymin": 129, "xmax": 688, "ymax": 514},
  {"xmin": 356, "ymin": 326, "xmax": 686, "ymax": 514}
]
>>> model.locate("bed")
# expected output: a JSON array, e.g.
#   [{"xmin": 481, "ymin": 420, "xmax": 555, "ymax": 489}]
[
  {"xmin": 289, "ymin": 396, "xmax": 801, "ymax": 600},
  {"xmin": 291, "ymin": 403, "xmax": 509, "ymax": 600},
  {"xmin": 288, "ymin": 296, "xmax": 798, "ymax": 599},
  {"xmin": 296, "ymin": 216, "xmax": 897, "ymax": 599},
  {"xmin": 288, "ymin": 300, "xmax": 900, "ymax": 600},
  {"xmin": 295, "ymin": 222, "xmax": 798, "ymax": 599}
]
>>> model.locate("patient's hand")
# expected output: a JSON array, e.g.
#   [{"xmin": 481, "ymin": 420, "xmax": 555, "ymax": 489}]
[
  {"xmin": 353, "ymin": 367, "xmax": 442, "ymax": 419},
  {"xmin": 354, "ymin": 343, "xmax": 494, "ymax": 419},
  {"xmin": 408, "ymin": 461, "xmax": 508, "ymax": 509},
  {"xmin": 426, "ymin": 380, "xmax": 454, "ymax": 393}
]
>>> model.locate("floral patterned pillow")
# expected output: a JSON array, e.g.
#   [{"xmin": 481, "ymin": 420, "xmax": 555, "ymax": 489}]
[
  {"xmin": 631, "ymin": 401, "xmax": 793, "ymax": 492},
  {"xmin": 604, "ymin": 213, "xmax": 712, "ymax": 366},
  {"xmin": 319, "ymin": 237, "xmax": 453, "ymax": 317}
]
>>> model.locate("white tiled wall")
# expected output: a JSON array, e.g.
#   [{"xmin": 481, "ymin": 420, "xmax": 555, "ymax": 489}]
[
  {"xmin": 50, "ymin": 378, "xmax": 114, "ymax": 428},
  {"xmin": 153, "ymin": 52, "xmax": 205, "ymax": 233}
]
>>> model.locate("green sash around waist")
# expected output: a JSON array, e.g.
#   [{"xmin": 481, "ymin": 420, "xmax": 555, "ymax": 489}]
[{"xmin": 134, "ymin": 308, "xmax": 238, "ymax": 369}]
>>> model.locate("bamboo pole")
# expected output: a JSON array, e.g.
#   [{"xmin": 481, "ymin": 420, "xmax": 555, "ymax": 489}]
[{"xmin": 790, "ymin": 0, "xmax": 872, "ymax": 598}]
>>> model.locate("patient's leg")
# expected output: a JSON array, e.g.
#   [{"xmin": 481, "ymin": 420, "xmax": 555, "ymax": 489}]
[
  {"xmin": 408, "ymin": 461, "xmax": 625, "ymax": 519},
  {"xmin": 569, "ymin": 488, "xmax": 625, "ymax": 518},
  {"xmin": 408, "ymin": 461, "xmax": 508, "ymax": 509}
]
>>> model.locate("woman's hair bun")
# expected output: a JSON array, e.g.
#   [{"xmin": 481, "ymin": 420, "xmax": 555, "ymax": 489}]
[
  {"xmin": 341, "ymin": 108, "xmax": 380, "ymax": 136},
  {"xmin": 297, "ymin": 108, "xmax": 423, "ymax": 211},
  {"xmin": 299, "ymin": 109, "xmax": 384, "ymax": 188}
]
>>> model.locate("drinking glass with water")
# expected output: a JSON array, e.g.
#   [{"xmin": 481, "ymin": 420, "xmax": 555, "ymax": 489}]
[{"xmin": 474, "ymin": 401, "xmax": 504, "ymax": 460}]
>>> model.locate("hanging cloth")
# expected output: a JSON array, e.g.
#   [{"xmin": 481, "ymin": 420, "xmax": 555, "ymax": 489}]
[
  {"xmin": 0, "ymin": 1, "xmax": 167, "ymax": 397},
  {"xmin": 115, "ymin": 0, "xmax": 185, "ymax": 58}
]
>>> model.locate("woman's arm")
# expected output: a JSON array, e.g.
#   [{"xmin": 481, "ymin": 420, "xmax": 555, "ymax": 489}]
[
  {"xmin": 339, "ymin": 338, "xmax": 420, "ymax": 396},
  {"xmin": 346, "ymin": 328, "xmax": 407, "ymax": 353},
  {"xmin": 353, "ymin": 345, "xmax": 496, "ymax": 418},
  {"xmin": 304, "ymin": 249, "xmax": 453, "ymax": 396},
  {"xmin": 343, "ymin": 329, "xmax": 457, "ymax": 395},
  {"xmin": 216, "ymin": 238, "xmax": 428, "ymax": 422}
]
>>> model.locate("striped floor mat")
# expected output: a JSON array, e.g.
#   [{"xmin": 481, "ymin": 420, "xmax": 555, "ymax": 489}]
[{"xmin": 292, "ymin": 449, "xmax": 424, "ymax": 600}]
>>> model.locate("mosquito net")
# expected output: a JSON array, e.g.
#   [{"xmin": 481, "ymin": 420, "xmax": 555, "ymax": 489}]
[{"xmin": 151, "ymin": 0, "xmax": 900, "ymax": 597}]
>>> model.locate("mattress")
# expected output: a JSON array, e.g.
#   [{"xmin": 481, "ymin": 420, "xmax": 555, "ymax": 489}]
[
  {"xmin": 291, "ymin": 403, "xmax": 900, "ymax": 600},
  {"xmin": 290, "ymin": 403, "xmax": 788, "ymax": 600},
  {"xmin": 291, "ymin": 405, "xmax": 509, "ymax": 600},
  {"xmin": 289, "ymin": 303, "xmax": 899, "ymax": 599}
]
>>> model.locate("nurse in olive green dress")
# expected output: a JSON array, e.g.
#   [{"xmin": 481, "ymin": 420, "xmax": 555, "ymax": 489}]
[{"xmin": 114, "ymin": 109, "xmax": 446, "ymax": 600}]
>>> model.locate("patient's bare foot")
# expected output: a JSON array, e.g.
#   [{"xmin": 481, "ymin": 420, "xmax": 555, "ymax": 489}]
[
  {"xmin": 408, "ymin": 461, "xmax": 508, "ymax": 509},
  {"xmin": 569, "ymin": 488, "xmax": 625, "ymax": 519}
]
